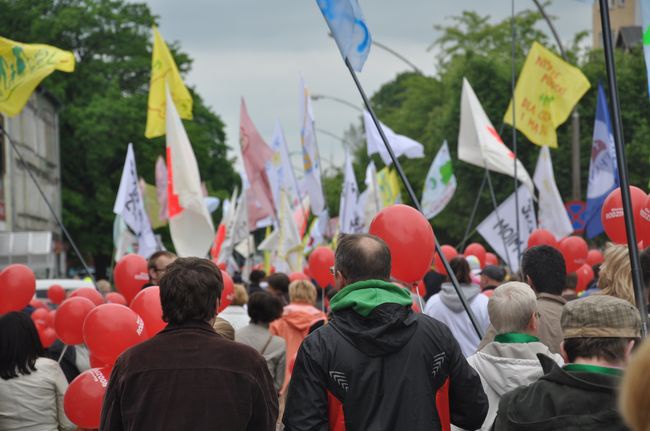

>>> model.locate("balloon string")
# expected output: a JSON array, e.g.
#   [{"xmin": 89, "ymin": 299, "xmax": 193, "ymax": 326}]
[{"xmin": 57, "ymin": 345, "xmax": 69, "ymax": 363}]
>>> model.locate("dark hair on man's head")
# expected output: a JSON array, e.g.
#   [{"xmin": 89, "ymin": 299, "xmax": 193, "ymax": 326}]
[
  {"xmin": 266, "ymin": 273, "xmax": 290, "ymax": 294},
  {"xmin": 147, "ymin": 250, "xmax": 177, "ymax": 270},
  {"xmin": 335, "ymin": 234, "xmax": 391, "ymax": 284},
  {"xmin": 449, "ymin": 256, "xmax": 472, "ymax": 284},
  {"xmin": 247, "ymin": 292, "xmax": 284, "ymax": 324},
  {"xmin": 0, "ymin": 312, "xmax": 43, "ymax": 380},
  {"xmin": 521, "ymin": 245, "xmax": 566, "ymax": 295},
  {"xmin": 249, "ymin": 269, "xmax": 266, "ymax": 284},
  {"xmin": 159, "ymin": 257, "xmax": 223, "ymax": 325},
  {"xmin": 563, "ymin": 337, "xmax": 637, "ymax": 363}
]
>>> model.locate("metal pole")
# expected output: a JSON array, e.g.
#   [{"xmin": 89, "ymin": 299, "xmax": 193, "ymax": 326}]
[
  {"xmin": 311, "ymin": 94, "xmax": 363, "ymax": 112},
  {"xmin": 344, "ymin": 58, "xmax": 484, "ymax": 339},
  {"xmin": 598, "ymin": 0, "xmax": 648, "ymax": 336},
  {"xmin": 0, "ymin": 125, "xmax": 97, "ymax": 287},
  {"xmin": 459, "ymin": 172, "xmax": 487, "ymax": 251},
  {"xmin": 511, "ymin": 0, "xmax": 522, "ymax": 263}
]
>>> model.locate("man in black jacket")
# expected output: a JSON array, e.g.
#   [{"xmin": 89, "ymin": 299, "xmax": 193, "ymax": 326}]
[
  {"xmin": 494, "ymin": 294, "xmax": 641, "ymax": 430},
  {"xmin": 283, "ymin": 234, "xmax": 488, "ymax": 431}
]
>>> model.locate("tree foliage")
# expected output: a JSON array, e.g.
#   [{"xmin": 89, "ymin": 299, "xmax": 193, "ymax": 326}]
[
  {"xmin": 341, "ymin": 8, "xmax": 650, "ymax": 247},
  {"xmin": 0, "ymin": 0, "xmax": 238, "ymax": 275}
]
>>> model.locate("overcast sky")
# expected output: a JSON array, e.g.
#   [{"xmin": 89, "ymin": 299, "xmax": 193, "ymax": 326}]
[{"xmin": 140, "ymin": 0, "xmax": 592, "ymax": 174}]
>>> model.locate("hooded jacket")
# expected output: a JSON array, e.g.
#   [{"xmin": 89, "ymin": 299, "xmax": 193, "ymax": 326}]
[
  {"xmin": 270, "ymin": 303, "xmax": 327, "ymax": 392},
  {"xmin": 424, "ymin": 283, "xmax": 490, "ymax": 357},
  {"xmin": 494, "ymin": 354, "xmax": 628, "ymax": 431},
  {"xmin": 283, "ymin": 279, "xmax": 488, "ymax": 431},
  {"xmin": 464, "ymin": 337, "xmax": 563, "ymax": 430}
]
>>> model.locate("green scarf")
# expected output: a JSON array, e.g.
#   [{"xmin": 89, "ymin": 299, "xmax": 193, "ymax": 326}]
[
  {"xmin": 330, "ymin": 279, "xmax": 413, "ymax": 317},
  {"xmin": 563, "ymin": 363, "xmax": 623, "ymax": 377},
  {"xmin": 494, "ymin": 332, "xmax": 540, "ymax": 344}
]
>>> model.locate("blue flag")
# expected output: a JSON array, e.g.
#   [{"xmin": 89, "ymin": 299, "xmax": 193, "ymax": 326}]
[
  {"xmin": 584, "ymin": 84, "xmax": 619, "ymax": 238},
  {"xmin": 316, "ymin": 0, "xmax": 371, "ymax": 72}
]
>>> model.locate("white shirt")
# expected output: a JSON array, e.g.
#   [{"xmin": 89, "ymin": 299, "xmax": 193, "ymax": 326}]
[
  {"xmin": 218, "ymin": 305, "xmax": 250, "ymax": 331},
  {"xmin": 0, "ymin": 357, "xmax": 75, "ymax": 431}
]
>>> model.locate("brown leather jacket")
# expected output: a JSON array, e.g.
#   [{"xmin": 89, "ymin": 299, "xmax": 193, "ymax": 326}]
[{"xmin": 100, "ymin": 321, "xmax": 278, "ymax": 431}]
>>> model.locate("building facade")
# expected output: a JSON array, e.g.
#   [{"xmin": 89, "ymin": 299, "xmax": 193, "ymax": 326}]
[{"xmin": 593, "ymin": 0, "xmax": 642, "ymax": 49}]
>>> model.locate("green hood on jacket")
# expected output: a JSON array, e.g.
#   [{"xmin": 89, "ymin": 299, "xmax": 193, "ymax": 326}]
[{"xmin": 330, "ymin": 279, "xmax": 413, "ymax": 317}]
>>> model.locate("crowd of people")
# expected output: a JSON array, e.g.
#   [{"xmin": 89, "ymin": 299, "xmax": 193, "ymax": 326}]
[{"xmin": 1, "ymin": 235, "xmax": 650, "ymax": 430}]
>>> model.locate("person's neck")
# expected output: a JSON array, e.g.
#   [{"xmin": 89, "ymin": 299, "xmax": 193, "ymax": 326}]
[
  {"xmin": 253, "ymin": 322, "xmax": 269, "ymax": 328},
  {"xmin": 572, "ymin": 357, "xmax": 625, "ymax": 369}
]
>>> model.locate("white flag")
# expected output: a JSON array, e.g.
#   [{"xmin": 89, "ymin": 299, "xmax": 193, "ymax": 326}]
[
  {"xmin": 258, "ymin": 190, "xmax": 303, "ymax": 272},
  {"xmin": 266, "ymin": 120, "xmax": 300, "ymax": 210},
  {"xmin": 166, "ymin": 88, "xmax": 215, "ymax": 257},
  {"xmin": 300, "ymin": 78, "xmax": 325, "ymax": 214},
  {"xmin": 339, "ymin": 151, "xmax": 362, "ymax": 234},
  {"xmin": 113, "ymin": 143, "xmax": 158, "ymax": 258},
  {"xmin": 458, "ymin": 78, "xmax": 534, "ymax": 193},
  {"xmin": 477, "ymin": 185, "xmax": 537, "ymax": 272},
  {"xmin": 363, "ymin": 110, "xmax": 424, "ymax": 166},
  {"xmin": 218, "ymin": 191, "xmax": 250, "ymax": 264},
  {"xmin": 360, "ymin": 161, "xmax": 383, "ymax": 231},
  {"xmin": 421, "ymin": 141, "xmax": 457, "ymax": 219},
  {"xmin": 533, "ymin": 146, "xmax": 573, "ymax": 239},
  {"xmin": 113, "ymin": 214, "xmax": 137, "ymax": 262}
]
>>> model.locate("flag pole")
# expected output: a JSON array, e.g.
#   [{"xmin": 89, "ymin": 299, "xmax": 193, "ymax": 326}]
[
  {"xmin": 458, "ymin": 172, "xmax": 487, "ymax": 251},
  {"xmin": 598, "ymin": 0, "xmax": 648, "ymax": 336},
  {"xmin": 510, "ymin": 0, "xmax": 522, "ymax": 263},
  {"xmin": 344, "ymin": 58, "xmax": 484, "ymax": 339},
  {"xmin": 0, "ymin": 125, "xmax": 97, "ymax": 287}
]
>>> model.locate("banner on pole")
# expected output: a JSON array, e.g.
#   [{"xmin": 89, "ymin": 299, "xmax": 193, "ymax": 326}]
[
  {"xmin": 421, "ymin": 141, "xmax": 456, "ymax": 219},
  {"xmin": 477, "ymin": 186, "xmax": 537, "ymax": 272}
]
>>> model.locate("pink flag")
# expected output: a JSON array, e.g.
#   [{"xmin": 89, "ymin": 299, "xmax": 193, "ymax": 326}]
[
  {"xmin": 155, "ymin": 156, "xmax": 168, "ymax": 222},
  {"xmin": 240, "ymin": 98, "xmax": 276, "ymax": 227}
]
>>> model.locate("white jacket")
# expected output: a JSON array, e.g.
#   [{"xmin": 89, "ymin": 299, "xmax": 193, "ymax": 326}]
[
  {"xmin": 464, "ymin": 340, "xmax": 564, "ymax": 431},
  {"xmin": 218, "ymin": 305, "xmax": 250, "ymax": 331},
  {"xmin": 424, "ymin": 283, "xmax": 490, "ymax": 357},
  {"xmin": 0, "ymin": 357, "xmax": 75, "ymax": 431}
]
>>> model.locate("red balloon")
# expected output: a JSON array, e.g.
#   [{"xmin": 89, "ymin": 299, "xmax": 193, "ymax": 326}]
[
  {"xmin": 55, "ymin": 297, "xmax": 96, "ymax": 345},
  {"xmin": 130, "ymin": 286, "xmax": 166, "ymax": 336},
  {"xmin": 559, "ymin": 236, "xmax": 589, "ymax": 273},
  {"xmin": 113, "ymin": 254, "xmax": 149, "ymax": 303},
  {"xmin": 601, "ymin": 186, "xmax": 647, "ymax": 244},
  {"xmin": 586, "ymin": 249, "xmax": 604, "ymax": 266},
  {"xmin": 64, "ymin": 367, "xmax": 112, "ymax": 429},
  {"xmin": 464, "ymin": 243, "xmax": 486, "ymax": 268},
  {"xmin": 369, "ymin": 205, "xmax": 436, "ymax": 283},
  {"xmin": 83, "ymin": 304, "xmax": 147, "ymax": 365},
  {"xmin": 303, "ymin": 265, "xmax": 311, "ymax": 278},
  {"xmin": 46, "ymin": 310, "xmax": 56, "ymax": 328},
  {"xmin": 35, "ymin": 322, "xmax": 57, "ymax": 348},
  {"xmin": 31, "ymin": 307, "xmax": 49, "ymax": 323},
  {"xmin": 527, "ymin": 228, "xmax": 559, "ymax": 249},
  {"xmin": 434, "ymin": 245, "xmax": 459, "ymax": 276},
  {"xmin": 218, "ymin": 271, "xmax": 234, "ymax": 313},
  {"xmin": 0, "ymin": 264, "xmax": 36, "ymax": 313},
  {"xmin": 485, "ymin": 252, "xmax": 499, "ymax": 266},
  {"xmin": 89, "ymin": 354, "xmax": 108, "ymax": 369},
  {"xmin": 575, "ymin": 264, "xmax": 595, "ymax": 294},
  {"xmin": 289, "ymin": 272, "xmax": 310, "ymax": 282},
  {"xmin": 70, "ymin": 287, "xmax": 104, "ymax": 306},
  {"xmin": 641, "ymin": 194, "xmax": 650, "ymax": 246},
  {"xmin": 47, "ymin": 284, "xmax": 66, "ymax": 305},
  {"xmin": 308, "ymin": 247, "xmax": 335, "ymax": 288},
  {"xmin": 413, "ymin": 280, "xmax": 425, "ymax": 297},
  {"xmin": 105, "ymin": 292, "xmax": 127, "ymax": 306}
]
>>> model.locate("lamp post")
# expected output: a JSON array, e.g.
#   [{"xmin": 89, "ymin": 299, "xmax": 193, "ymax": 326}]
[{"xmin": 310, "ymin": 94, "xmax": 362, "ymax": 112}]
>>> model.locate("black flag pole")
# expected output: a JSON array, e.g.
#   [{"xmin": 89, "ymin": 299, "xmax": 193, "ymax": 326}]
[
  {"xmin": 344, "ymin": 58, "xmax": 484, "ymax": 339},
  {"xmin": 0, "ymin": 125, "xmax": 98, "ymax": 287},
  {"xmin": 598, "ymin": 0, "xmax": 648, "ymax": 336}
]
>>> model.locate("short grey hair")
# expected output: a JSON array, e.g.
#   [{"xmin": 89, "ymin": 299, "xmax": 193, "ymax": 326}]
[{"xmin": 488, "ymin": 282, "xmax": 537, "ymax": 334}]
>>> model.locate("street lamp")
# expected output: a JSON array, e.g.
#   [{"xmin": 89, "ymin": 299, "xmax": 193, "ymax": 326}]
[{"xmin": 310, "ymin": 94, "xmax": 362, "ymax": 112}]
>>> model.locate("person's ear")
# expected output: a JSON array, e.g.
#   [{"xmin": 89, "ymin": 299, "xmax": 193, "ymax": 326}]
[
  {"xmin": 559, "ymin": 341, "xmax": 569, "ymax": 363},
  {"xmin": 624, "ymin": 339, "xmax": 636, "ymax": 364},
  {"xmin": 525, "ymin": 275, "xmax": 535, "ymax": 290},
  {"xmin": 335, "ymin": 271, "xmax": 346, "ymax": 290},
  {"xmin": 528, "ymin": 311, "xmax": 538, "ymax": 334}
]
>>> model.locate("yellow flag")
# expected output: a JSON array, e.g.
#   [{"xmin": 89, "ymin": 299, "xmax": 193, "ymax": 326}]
[
  {"xmin": 377, "ymin": 167, "xmax": 402, "ymax": 207},
  {"xmin": 145, "ymin": 27, "xmax": 193, "ymax": 139},
  {"xmin": 0, "ymin": 36, "xmax": 74, "ymax": 116},
  {"xmin": 504, "ymin": 42, "xmax": 590, "ymax": 148}
]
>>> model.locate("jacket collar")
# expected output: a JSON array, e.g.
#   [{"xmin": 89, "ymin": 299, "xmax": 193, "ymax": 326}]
[
  {"xmin": 538, "ymin": 353, "xmax": 620, "ymax": 393},
  {"xmin": 161, "ymin": 320, "xmax": 215, "ymax": 334},
  {"xmin": 536, "ymin": 292, "xmax": 567, "ymax": 305}
]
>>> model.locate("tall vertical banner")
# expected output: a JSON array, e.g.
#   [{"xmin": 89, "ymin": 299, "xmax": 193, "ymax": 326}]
[
  {"xmin": 584, "ymin": 84, "xmax": 619, "ymax": 238},
  {"xmin": 113, "ymin": 143, "xmax": 158, "ymax": 258},
  {"xmin": 477, "ymin": 186, "xmax": 537, "ymax": 272},
  {"xmin": 533, "ymin": 146, "xmax": 574, "ymax": 239},
  {"xmin": 421, "ymin": 141, "xmax": 457, "ymax": 219},
  {"xmin": 266, "ymin": 120, "xmax": 299, "ymax": 209},
  {"xmin": 299, "ymin": 78, "xmax": 325, "ymax": 214},
  {"xmin": 376, "ymin": 167, "xmax": 402, "ymax": 207},
  {"xmin": 339, "ymin": 151, "xmax": 361, "ymax": 233},
  {"xmin": 503, "ymin": 42, "xmax": 590, "ymax": 148}
]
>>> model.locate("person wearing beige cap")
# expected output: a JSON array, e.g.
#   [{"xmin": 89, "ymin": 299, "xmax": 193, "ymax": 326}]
[{"xmin": 494, "ymin": 294, "xmax": 641, "ymax": 430}]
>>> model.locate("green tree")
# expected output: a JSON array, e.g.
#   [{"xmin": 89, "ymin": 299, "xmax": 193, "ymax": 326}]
[{"xmin": 0, "ymin": 0, "xmax": 238, "ymax": 277}]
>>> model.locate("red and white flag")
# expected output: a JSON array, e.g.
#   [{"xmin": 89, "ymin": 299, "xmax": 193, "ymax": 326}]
[
  {"xmin": 240, "ymin": 98, "xmax": 276, "ymax": 228},
  {"xmin": 166, "ymin": 88, "xmax": 214, "ymax": 257}
]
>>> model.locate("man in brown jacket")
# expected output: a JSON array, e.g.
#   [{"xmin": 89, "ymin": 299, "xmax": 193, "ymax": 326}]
[
  {"xmin": 477, "ymin": 245, "xmax": 567, "ymax": 354},
  {"xmin": 100, "ymin": 258, "xmax": 278, "ymax": 431}
]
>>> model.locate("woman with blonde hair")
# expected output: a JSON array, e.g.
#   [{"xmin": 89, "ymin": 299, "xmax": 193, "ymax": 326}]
[
  {"xmin": 619, "ymin": 338, "xmax": 650, "ymax": 431},
  {"xmin": 599, "ymin": 243, "xmax": 636, "ymax": 305},
  {"xmin": 270, "ymin": 279, "xmax": 327, "ymax": 393},
  {"xmin": 218, "ymin": 283, "xmax": 249, "ymax": 330}
]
